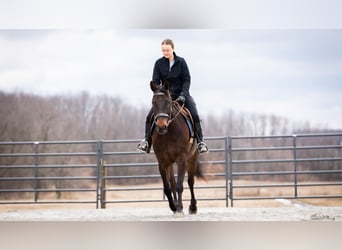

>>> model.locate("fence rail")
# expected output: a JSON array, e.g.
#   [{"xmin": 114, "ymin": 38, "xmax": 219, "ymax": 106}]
[{"xmin": 0, "ymin": 133, "xmax": 341, "ymax": 208}]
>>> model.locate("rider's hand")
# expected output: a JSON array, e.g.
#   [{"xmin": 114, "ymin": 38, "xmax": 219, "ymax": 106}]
[{"xmin": 176, "ymin": 95, "xmax": 186, "ymax": 104}]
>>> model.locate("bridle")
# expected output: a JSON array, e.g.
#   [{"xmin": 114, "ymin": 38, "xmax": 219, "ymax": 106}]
[{"xmin": 153, "ymin": 92, "xmax": 184, "ymax": 126}]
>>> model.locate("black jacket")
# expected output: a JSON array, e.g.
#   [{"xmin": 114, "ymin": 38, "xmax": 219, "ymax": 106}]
[{"xmin": 152, "ymin": 52, "xmax": 191, "ymax": 97}]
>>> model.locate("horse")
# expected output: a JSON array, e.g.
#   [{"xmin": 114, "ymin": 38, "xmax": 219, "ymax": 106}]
[{"xmin": 150, "ymin": 80, "xmax": 203, "ymax": 214}]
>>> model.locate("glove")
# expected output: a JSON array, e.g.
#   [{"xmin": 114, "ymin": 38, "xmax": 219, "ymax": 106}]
[{"xmin": 176, "ymin": 95, "xmax": 186, "ymax": 104}]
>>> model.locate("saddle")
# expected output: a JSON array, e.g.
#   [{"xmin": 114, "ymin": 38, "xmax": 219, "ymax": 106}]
[{"xmin": 173, "ymin": 102, "xmax": 195, "ymax": 141}]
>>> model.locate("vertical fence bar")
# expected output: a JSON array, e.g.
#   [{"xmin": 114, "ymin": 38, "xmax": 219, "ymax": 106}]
[
  {"xmin": 96, "ymin": 141, "xmax": 103, "ymax": 209},
  {"xmin": 224, "ymin": 137, "xmax": 229, "ymax": 207},
  {"xmin": 102, "ymin": 160, "xmax": 107, "ymax": 209},
  {"xmin": 293, "ymin": 135, "xmax": 298, "ymax": 198},
  {"xmin": 228, "ymin": 136, "xmax": 234, "ymax": 207},
  {"xmin": 34, "ymin": 142, "xmax": 39, "ymax": 203},
  {"xmin": 99, "ymin": 141, "xmax": 106, "ymax": 209}
]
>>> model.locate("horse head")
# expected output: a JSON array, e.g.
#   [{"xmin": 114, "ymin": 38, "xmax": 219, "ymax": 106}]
[{"xmin": 150, "ymin": 81, "xmax": 172, "ymax": 135}]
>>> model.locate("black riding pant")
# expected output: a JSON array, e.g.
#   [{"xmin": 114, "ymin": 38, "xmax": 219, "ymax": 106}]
[{"xmin": 182, "ymin": 95, "xmax": 200, "ymax": 123}]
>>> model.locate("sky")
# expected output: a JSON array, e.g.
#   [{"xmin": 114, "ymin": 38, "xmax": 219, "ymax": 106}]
[{"xmin": 0, "ymin": 29, "xmax": 342, "ymax": 129}]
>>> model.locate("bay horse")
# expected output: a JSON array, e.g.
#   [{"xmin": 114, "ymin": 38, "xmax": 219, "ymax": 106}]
[{"xmin": 150, "ymin": 80, "xmax": 203, "ymax": 214}]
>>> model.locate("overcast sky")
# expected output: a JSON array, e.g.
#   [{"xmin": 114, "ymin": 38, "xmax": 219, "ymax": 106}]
[{"xmin": 0, "ymin": 29, "xmax": 341, "ymax": 129}]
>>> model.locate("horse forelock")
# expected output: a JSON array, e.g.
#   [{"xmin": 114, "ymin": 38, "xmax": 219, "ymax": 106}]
[{"xmin": 153, "ymin": 88, "xmax": 171, "ymax": 99}]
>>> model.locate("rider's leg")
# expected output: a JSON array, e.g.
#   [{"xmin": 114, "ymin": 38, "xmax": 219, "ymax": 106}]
[
  {"xmin": 184, "ymin": 96, "xmax": 209, "ymax": 154},
  {"xmin": 137, "ymin": 108, "xmax": 153, "ymax": 153}
]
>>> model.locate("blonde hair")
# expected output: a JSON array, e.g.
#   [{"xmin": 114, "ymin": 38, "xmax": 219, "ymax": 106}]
[{"xmin": 161, "ymin": 39, "xmax": 174, "ymax": 49}]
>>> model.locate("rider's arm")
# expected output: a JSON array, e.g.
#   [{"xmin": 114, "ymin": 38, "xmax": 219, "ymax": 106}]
[
  {"xmin": 152, "ymin": 60, "xmax": 161, "ymax": 85},
  {"xmin": 181, "ymin": 59, "xmax": 191, "ymax": 95}
]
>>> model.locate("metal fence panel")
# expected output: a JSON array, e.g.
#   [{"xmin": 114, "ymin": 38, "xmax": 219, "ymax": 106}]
[
  {"xmin": 229, "ymin": 133, "xmax": 342, "ymax": 207},
  {"xmin": 1, "ymin": 133, "xmax": 341, "ymax": 209}
]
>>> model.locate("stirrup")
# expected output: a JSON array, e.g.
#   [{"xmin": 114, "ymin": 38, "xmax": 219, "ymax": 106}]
[
  {"xmin": 136, "ymin": 140, "xmax": 150, "ymax": 153},
  {"xmin": 197, "ymin": 141, "xmax": 209, "ymax": 154}
]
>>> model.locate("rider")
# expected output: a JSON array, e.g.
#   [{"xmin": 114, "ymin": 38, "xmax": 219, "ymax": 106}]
[{"xmin": 137, "ymin": 39, "xmax": 209, "ymax": 154}]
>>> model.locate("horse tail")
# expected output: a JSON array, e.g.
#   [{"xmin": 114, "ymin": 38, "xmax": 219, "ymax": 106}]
[{"xmin": 195, "ymin": 159, "xmax": 207, "ymax": 182}]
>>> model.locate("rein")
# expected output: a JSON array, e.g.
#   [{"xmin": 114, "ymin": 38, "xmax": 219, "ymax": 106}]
[{"xmin": 167, "ymin": 101, "xmax": 184, "ymax": 125}]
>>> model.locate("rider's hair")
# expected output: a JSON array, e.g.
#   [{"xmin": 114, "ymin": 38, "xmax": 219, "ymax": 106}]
[{"xmin": 161, "ymin": 39, "xmax": 174, "ymax": 49}]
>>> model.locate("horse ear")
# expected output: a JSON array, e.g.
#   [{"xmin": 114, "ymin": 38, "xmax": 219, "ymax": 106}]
[
  {"xmin": 163, "ymin": 80, "xmax": 169, "ymax": 90},
  {"xmin": 150, "ymin": 81, "xmax": 157, "ymax": 92}
]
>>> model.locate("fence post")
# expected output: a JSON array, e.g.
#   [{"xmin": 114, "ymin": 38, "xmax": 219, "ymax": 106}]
[
  {"xmin": 96, "ymin": 141, "xmax": 105, "ymax": 209},
  {"xmin": 224, "ymin": 137, "xmax": 229, "ymax": 207},
  {"xmin": 34, "ymin": 142, "xmax": 39, "ymax": 203},
  {"xmin": 228, "ymin": 136, "xmax": 234, "ymax": 207},
  {"xmin": 101, "ymin": 160, "xmax": 107, "ymax": 209},
  {"xmin": 293, "ymin": 135, "xmax": 298, "ymax": 198}
]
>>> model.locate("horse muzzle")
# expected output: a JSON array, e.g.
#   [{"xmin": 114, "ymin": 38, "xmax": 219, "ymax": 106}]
[{"xmin": 155, "ymin": 113, "xmax": 169, "ymax": 135}]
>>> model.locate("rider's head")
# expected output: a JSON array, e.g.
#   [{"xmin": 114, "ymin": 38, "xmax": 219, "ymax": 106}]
[{"xmin": 161, "ymin": 39, "xmax": 174, "ymax": 59}]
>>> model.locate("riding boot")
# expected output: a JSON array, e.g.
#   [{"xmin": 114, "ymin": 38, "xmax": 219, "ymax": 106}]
[
  {"xmin": 194, "ymin": 122, "xmax": 209, "ymax": 154},
  {"xmin": 137, "ymin": 119, "xmax": 153, "ymax": 153},
  {"xmin": 145, "ymin": 120, "xmax": 153, "ymax": 152}
]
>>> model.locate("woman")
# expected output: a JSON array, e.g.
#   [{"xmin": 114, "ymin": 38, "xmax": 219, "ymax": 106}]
[{"xmin": 137, "ymin": 39, "xmax": 209, "ymax": 154}]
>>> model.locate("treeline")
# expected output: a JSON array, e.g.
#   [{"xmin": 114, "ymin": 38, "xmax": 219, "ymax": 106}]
[
  {"xmin": 1, "ymin": 91, "xmax": 335, "ymax": 142},
  {"xmin": 0, "ymin": 91, "xmax": 147, "ymax": 142},
  {"xmin": 0, "ymin": 91, "xmax": 341, "ymax": 199}
]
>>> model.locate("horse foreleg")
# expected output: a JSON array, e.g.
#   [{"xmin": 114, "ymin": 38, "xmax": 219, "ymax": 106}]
[
  {"xmin": 159, "ymin": 165, "xmax": 177, "ymax": 212},
  {"xmin": 168, "ymin": 165, "xmax": 178, "ymax": 206},
  {"xmin": 188, "ymin": 173, "xmax": 197, "ymax": 214},
  {"xmin": 176, "ymin": 161, "xmax": 186, "ymax": 213},
  {"xmin": 188, "ymin": 159, "xmax": 198, "ymax": 214}
]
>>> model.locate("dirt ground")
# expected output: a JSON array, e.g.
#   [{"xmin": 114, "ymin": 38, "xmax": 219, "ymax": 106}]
[
  {"xmin": 1, "ymin": 179, "xmax": 341, "ymax": 221},
  {"xmin": 0, "ymin": 206, "xmax": 341, "ymax": 221}
]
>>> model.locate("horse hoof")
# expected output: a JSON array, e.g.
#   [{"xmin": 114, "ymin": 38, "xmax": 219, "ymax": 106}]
[
  {"xmin": 174, "ymin": 211, "xmax": 184, "ymax": 218},
  {"xmin": 170, "ymin": 205, "xmax": 177, "ymax": 212},
  {"xmin": 189, "ymin": 205, "xmax": 197, "ymax": 214}
]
